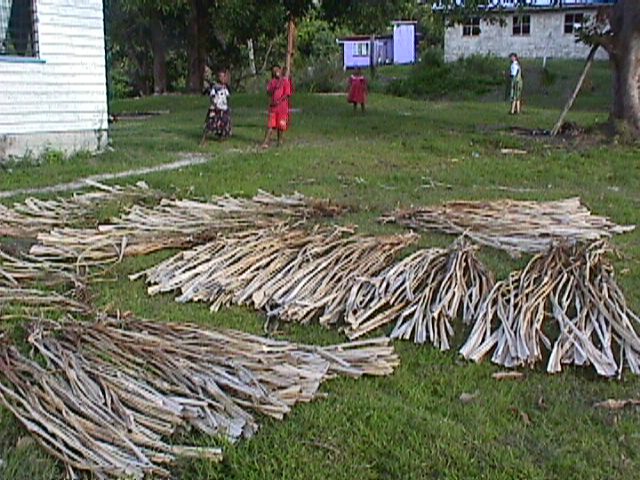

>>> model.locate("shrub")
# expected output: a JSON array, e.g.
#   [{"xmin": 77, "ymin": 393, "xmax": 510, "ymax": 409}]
[
  {"xmin": 386, "ymin": 50, "xmax": 506, "ymax": 100},
  {"xmin": 294, "ymin": 55, "xmax": 345, "ymax": 93}
]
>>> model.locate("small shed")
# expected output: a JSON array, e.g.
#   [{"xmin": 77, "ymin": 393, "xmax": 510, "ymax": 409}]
[
  {"xmin": 0, "ymin": 0, "xmax": 108, "ymax": 159},
  {"xmin": 337, "ymin": 20, "xmax": 418, "ymax": 70},
  {"xmin": 337, "ymin": 35, "xmax": 393, "ymax": 70}
]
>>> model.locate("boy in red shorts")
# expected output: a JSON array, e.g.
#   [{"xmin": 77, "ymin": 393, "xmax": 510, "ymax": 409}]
[{"xmin": 262, "ymin": 65, "xmax": 290, "ymax": 148}]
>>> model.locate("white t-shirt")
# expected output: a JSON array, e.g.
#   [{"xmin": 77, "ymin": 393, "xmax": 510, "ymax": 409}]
[
  {"xmin": 510, "ymin": 61, "xmax": 521, "ymax": 78},
  {"xmin": 210, "ymin": 84, "xmax": 230, "ymax": 111}
]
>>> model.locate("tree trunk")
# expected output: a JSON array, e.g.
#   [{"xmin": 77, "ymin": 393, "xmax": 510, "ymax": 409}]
[
  {"xmin": 611, "ymin": 39, "xmax": 640, "ymax": 131},
  {"xmin": 606, "ymin": 0, "xmax": 640, "ymax": 134},
  {"xmin": 150, "ymin": 12, "xmax": 168, "ymax": 95},
  {"xmin": 187, "ymin": 0, "xmax": 209, "ymax": 93}
]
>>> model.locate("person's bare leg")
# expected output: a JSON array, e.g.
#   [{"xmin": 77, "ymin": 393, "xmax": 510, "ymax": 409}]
[
  {"xmin": 510, "ymin": 101, "xmax": 516, "ymax": 115},
  {"xmin": 361, "ymin": 103, "xmax": 365, "ymax": 113},
  {"xmin": 353, "ymin": 103, "xmax": 357, "ymax": 112},
  {"xmin": 262, "ymin": 129, "xmax": 273, "ymax": 148},
  {"xmin": 516, "ymin": 100, "xmax": 522, "ymax": 114},
  {"xmin": 276, "ymin": 129, "xmax": 282, "ymax": 147},
  {"xmin": 200, "ymin": 131, "xmax": 208, "ymax": 146}
]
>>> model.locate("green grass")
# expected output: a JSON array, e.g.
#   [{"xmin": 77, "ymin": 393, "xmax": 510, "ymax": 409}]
[{"xmin": 1, "ymin": 64, "xmax": 640, "ymax": 479}]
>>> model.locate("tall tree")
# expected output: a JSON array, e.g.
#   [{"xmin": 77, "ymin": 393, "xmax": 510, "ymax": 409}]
[
  {"xmin": 149, "ymin": 9, "xmax": 168, "ymax": 94},
  {"xmin": 116, "ymin": 0, "xmax": 187, "ymax": 94},
  {"xmin": 187, "ymin": 0, "xmax": 210, "ymax": 93},
  {"xmin": 583, "ymin": 0, "xmax": 640, "ymax": 134},
  {"xmin": 321, "ymin": 0, "xmax": 410, "ymax": 33}
]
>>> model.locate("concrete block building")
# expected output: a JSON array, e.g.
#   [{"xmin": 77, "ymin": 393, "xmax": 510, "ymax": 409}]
[{"xmin": 442, "ymin": 1, "xmax": 614, "ymax": 62}]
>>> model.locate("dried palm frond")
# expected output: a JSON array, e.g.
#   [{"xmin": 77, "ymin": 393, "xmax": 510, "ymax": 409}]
[
  {"xmin": 460, "ymin": 240, "xmax": 640, "ymax": 377},
  {"xmin": 0, "ymin": 248, "xmax": 80, "ymax": 288},
  {"xmin": 0, "ymin": 316, "xmax": 398, "ymax": 478},
  {"xmin": 135, "ymin": 226, "xmax": 417, "ymax": 326},
  {"xmin": 28, "ymin": 191, "xmax": 344, "ymax": 268},
  {"xmin": 0, "ymin": 181, "xmax": 156, "ymax": 238},
  {"xmin": 344, "ymin": 240, "xmax": 494, "ymax": 350},
  {"xmin": 0, "ymin": 248, "xmax": 90, "ymax": 321},
  {"xmin": 0, "ymin": 287, "xmax": 88, "ymax": 319},
  {"xmin": 382, "ymin": 198, "xmax": 634, "ymax": 256}
]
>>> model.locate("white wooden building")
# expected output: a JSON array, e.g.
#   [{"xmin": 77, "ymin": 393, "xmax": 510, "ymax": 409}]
[
  {"xmin": 441, "ymin": 1, "xmax": 614, "ymax": 62},
  {"xmin": 0, "ymin": 0, "xmax": 108, "ymax": 159}
]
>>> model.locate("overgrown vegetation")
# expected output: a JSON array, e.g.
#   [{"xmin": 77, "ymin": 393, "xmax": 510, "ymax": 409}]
[
  {"xmin": 386, "ymin": 49, "xmax": 505, "ymax": 99},
  {"xmin": 106, "ymin": 0, "xmax": 446, "ymax": 98}
]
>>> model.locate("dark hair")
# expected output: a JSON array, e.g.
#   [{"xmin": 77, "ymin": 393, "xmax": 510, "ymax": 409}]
[{"xmin": 272, "ymin": 64, "xmax": 281, "ymax": 70}]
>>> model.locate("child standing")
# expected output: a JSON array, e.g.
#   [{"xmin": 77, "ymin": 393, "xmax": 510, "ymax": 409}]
[
  {"xmin": 262, "ymin": 65, "xmax": 290, "ymax": 148},
  {"xmin": 347, "ymin": 68, "xmax": 368, "ymax": 112},
  {"xmin": 201, "ymin": 70, "xmax": 231, "ymax": 144},
  {"xmin": 509, "ymin": 53, "xmax": 523, "ymax": 115}
]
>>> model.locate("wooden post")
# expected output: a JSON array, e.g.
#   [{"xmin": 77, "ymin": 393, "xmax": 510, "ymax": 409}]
[
  {"xmin": 369, "ymin": 35, "xmax": 376, "ymax": 78},
  {"xmin": 286, "ymin": 18, "xmax": 297, "ymax": 74},
  {"xmin": 551, "ymin": 45, "xmax": 599, "ymax": 137}
]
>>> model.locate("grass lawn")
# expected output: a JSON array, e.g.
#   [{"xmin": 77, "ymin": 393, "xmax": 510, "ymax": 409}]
[{"xmin": 1, "ymin": 61, "xmax": 639, "ymax": 479}]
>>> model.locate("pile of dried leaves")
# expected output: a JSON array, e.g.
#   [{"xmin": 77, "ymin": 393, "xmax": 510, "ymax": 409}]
[
  {"xmin": 382, "ymin": 197, "xmax": 634, "ymax": 257},
  {"xmin": 460, "ymin": 241, "xmax": 640, "ymax": 377},
  {"xmin": 134, "ymin": 226, "xmax": 417, "ymax": 326},
  {"xmin": 29, "ymin": 191, "xmax": 344, "ymax": 268},
  {"xmin": 0, "ymin": 316, "xmax": 398, "ymax": 479},
  {"xmin": 0, "ymin": 181, "xmax": 156, "ymax": 238},
  {"xmin": 344, "ymin": 240, "xmax": 494, "ymax": 350}
]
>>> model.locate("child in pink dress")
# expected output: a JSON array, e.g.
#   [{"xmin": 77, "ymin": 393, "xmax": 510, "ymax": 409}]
[{"xmin": 347, "ymin": 68, "xmax": 368, "ymax": 113}]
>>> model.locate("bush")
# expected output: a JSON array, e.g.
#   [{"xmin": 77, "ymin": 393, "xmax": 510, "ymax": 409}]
[
  {"xmin": 386, "ymin": 49, "xmax": 506, "ymax": 100},
  {"xmin": 293, "ymin": 55, "xmax": 345, "ymax": 93}
]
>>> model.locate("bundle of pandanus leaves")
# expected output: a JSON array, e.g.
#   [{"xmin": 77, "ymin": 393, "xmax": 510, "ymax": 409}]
[
  {"xmin": 460, "ymin": 240, "xmax": 640, "ymax": 377},
  {"xmin": 0, "ymin": 181, "xmax": 156, "ymax": 238},
  {"xmin": 133, "ymin": 226, "xmax": 418, "ymax": 326},
  {"xmin": 0, "ymin": 316, "xmax": 398, "ymax": 479},
  {"xmin": 28, "ymin": 191, "xmax": 344, "ymax": 267},
  {"xmin": 382, "ymin": 197, "xmax": 635, "ymax": 257},
  {"xmin": 1, "ymin": 249, "xmax": 89, "ymax": 320},
  {"xmin": 344, "ymin": 240, "xmax": 494, "ymax": 350}
]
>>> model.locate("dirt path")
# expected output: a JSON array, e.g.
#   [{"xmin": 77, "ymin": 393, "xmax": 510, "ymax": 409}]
[{"xmin": 0, "ymin": 153, "xmax": 212, "ymax": 199}]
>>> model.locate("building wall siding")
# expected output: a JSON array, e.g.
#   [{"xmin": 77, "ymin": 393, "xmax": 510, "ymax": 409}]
[
  {"xmin": 0, "ymin": 0, "xmax": 108, "ymax": 158},
  {"xmin": 393, "ymin": 24, "xmax": 416, "ymax": 65},
  {"xmin": 342, "ymin": 41, "xmax": 373, "ymax": 70},
  {"xmin": 444, "ymin": 9, "xmax": 609, "ymax": 63}
]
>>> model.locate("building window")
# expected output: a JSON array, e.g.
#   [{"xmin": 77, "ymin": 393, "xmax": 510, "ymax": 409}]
[
  {"xmin": 564, "ymin": 13, "xmax": 585, "ymax": 35},
  {"xmin": 0, "ymin": 0, "xmax": 38, "ymax": 57},
  {"xmin": 462, "ymin": 17, "xmax": 481, "ymax": 37},
  {"xmin": 513, "ymin": 15, "xmax": 531, "ymax": 36},
  {"xmin": 352, "ymin": 42, "xmax": 369, "ymax": 58}
]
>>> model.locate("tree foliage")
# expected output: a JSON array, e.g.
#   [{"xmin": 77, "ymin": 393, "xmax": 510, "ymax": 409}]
[{"xmin": 108, "ymin": 0, "xmax": 427, "ymax": 96}]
